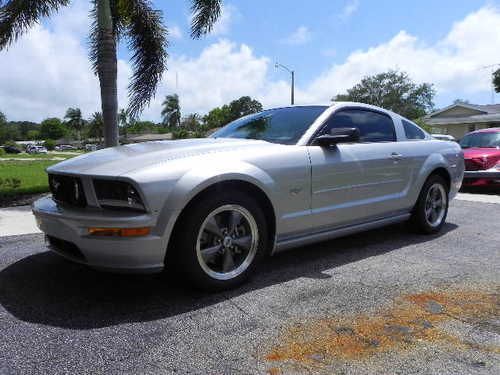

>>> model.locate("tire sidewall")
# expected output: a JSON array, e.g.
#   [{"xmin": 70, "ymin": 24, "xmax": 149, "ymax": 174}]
[
  {"xmin": 175, "ymin": 191, "xmax": 268, "ymax": 290},
  {"xmin": 413, "ymin": 175, "xmax": 449, "ymax": 234}
]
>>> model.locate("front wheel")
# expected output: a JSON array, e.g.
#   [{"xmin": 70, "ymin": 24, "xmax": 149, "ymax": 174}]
[
  {"xmin": 173, "ymin": 191, "xmax": 268, "ymax": 291},
  {"xmin": 410, "ymin": 175, "xmax": 449, "ymax": 234}
]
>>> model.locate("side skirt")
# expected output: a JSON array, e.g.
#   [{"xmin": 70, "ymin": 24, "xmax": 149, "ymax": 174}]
[{"xmin": 272, "ymin": 213, "xmax": 411, "ymax": 254}]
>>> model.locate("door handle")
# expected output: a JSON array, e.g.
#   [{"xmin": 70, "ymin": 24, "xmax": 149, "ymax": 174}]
[{"xmin": 390, "ymin": 152, "xmax": 403, "ymax": 161}]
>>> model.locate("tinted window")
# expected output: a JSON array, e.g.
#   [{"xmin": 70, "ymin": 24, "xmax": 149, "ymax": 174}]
[
  {"xmin": 459, "ymin": 132, "xmax": 500, "ymax": 148},
  {"xmin": 211, "ymin": 106, "xmax": 328, "ymax": 145},
  {"xmin": 402, "ymin": 119, "xmax": 426, "ymax": 140},
  {"xmin": 323, "ymin": 109, "xmax": 396, "ymax": 142}
]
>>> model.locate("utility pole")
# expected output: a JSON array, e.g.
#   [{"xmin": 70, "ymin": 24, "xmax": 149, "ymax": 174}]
[
  {"xmin": 275, "ymin": 62, "xmax": 295, "ymax": 105},
  {"xmin": 480, "ymin": 63, "xmax": 500, "ymax": 104}
]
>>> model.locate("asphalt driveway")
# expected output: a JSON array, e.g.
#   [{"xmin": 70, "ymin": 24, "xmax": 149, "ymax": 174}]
[{"xmin": 0, "ymin": 199, "xmax": 499, "ymax": 374}]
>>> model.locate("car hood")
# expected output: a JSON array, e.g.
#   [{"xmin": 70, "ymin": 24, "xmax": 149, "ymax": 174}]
[
  {"xmin": 463, "ymin": 148, "xmax": 500, "ymax": 159},
  {"xmin": 47, "ymin": 138, "xmax": 273, "ymax": 176}
]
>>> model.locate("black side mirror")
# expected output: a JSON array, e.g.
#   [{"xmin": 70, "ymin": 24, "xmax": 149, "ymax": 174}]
[{"xmin": 314, "ymin": 127, "xmax": 360, "ymax": 147}]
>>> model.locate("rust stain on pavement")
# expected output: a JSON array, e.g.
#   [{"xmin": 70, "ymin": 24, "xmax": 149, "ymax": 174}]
[{"xmin": 265, "ymin": 287, "xmax": 499, "ymax": 370}]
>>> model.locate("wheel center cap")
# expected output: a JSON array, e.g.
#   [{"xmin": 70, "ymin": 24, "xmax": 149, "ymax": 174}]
[{"xmin": 223, "ymin": 236, "xmax": 233, "ymax": 248}]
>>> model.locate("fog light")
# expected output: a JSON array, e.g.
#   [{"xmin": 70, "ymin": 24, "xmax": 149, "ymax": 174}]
[{"xmin": 88, "ymin": 227, "xmax": 151, "ymax": 237}]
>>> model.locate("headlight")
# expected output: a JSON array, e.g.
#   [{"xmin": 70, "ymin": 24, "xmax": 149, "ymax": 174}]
[{"xmin": 93, "ymin": 179, "xmax": 145, "ymax": 211}]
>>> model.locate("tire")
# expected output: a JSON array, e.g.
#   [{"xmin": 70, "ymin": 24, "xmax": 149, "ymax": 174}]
[
  {"xmin": 172, "ymin": 190, "xmax": 268, "ymax": 291},
  {"xmin": 409, "ymin": 174, "xmax": 449, "ymax": 234}
]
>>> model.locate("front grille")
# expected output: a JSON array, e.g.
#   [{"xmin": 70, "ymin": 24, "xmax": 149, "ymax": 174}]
[{"xmin": 48, "ymin": 174, "xmax": 87, "ymax": 207}]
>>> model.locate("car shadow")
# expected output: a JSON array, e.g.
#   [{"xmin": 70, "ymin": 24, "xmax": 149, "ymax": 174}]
[
  {"xmin": 460, "ymin": 186, "xmax": 500, "ymax": 195},
  {"xmin": 0, "ymin": 222, "xmax": 457, "ymax": 329}
]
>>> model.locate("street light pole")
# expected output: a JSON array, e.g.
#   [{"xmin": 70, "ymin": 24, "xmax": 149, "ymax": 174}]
[
  {"xmin": 275, "ymin": 62, "xmax": 295, "ymax": 105},
  {"xmin": 480, "ymin": 63, "xmax": 500, "ymax": 104}
]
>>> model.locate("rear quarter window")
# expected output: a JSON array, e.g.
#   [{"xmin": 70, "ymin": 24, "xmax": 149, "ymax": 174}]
[{"xmin": 402, "ymin": 119, "xmax": 426, "ymax": 140}]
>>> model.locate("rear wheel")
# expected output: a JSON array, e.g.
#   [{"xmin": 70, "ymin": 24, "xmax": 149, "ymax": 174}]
[
  {"xmin": 172, "ymin": 191, "xmax": 268, "ymax": 291},
  {"xmin": 410, "ymin": 175, "xmax": 449, "ymax": 234}
]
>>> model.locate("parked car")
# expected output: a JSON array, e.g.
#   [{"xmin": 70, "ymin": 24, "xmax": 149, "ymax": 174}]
[
  {"xmin": 460, "ymin": 128, "xmax": 500, "ymax": 186},
  {"xmin": 85, "ymin": 144, "xmax": 98, "ymax": 152},
  {"xmin": 27, "ymin": 145, "xmax": 48, "ymax": 154},
  {"xmin": 55, "ymin": 144, "xmax": 77, "ymax": 151},
  {"xmin": 432, "ymin": 134, "xmax": 456, "ymax": 142},
  {"xmin": 33, "ymin": 103, "xmax": 464, "ymax": 290},
  {"xmin": 3, "ymin": 145, "xmax": 21, "ymax": 154}
]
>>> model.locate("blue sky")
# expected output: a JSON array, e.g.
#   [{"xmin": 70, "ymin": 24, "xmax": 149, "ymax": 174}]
[
  {"xmin": 154, "ymin": 0, "xmax": 490, "ymax": 85},
  {"xmin": 2, "ymin": 0, "xmax": 500, "ymax": 121}
]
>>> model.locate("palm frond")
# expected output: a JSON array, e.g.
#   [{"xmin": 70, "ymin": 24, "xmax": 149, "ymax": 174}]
[
  {"xmin": 0, "ymin": 0, "xmax": 69, "ymax": 50},
  {"xmin": 115, "ymin": 0, "xmax": 167, "ymax": 118},
  {"xmin": 190, "ymin": 0, "xmax": 222, "ymax": 39}
]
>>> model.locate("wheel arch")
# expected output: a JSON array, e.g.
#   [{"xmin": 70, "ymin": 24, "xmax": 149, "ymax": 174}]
[
  {"xmin": 428, "ymin": 167, "xmax": 451, "ymax": 191},
  {"xmin": 166, "ymin": 179, "xmax": 277, "ymax": 264}
]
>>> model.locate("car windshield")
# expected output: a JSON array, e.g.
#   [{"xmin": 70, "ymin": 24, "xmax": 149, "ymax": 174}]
[
  {"xmin": 459, "ymin": 132, "xmax": 500, "ymax": 149},
  {"xmin": 211, "ymin": 106, "xmax": 328, "ymax": 145}
]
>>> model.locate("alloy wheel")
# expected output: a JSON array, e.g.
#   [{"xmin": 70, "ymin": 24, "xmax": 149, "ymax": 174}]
[
  {"xmin": 424, "ymin": 183, "xmax": 447, "ymax": 227},
  {"xmin": 196, "ymin": 204, "xmax": 259, "ymax": 280}
]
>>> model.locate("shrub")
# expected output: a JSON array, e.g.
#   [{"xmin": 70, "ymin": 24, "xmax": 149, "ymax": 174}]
[
  {"xmin": 0, "ymin": 148, "xmax": 5, "ymax": 156},
  {"xmin": 172, "ymin": 128, "xmax": 190, "ymax": 139},
  {"xmin": 44, "ymin": 139, "xmax": 56, "ymax": 151}
]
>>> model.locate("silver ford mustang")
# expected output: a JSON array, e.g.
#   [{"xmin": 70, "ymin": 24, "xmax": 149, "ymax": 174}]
[{"xmin": 33, "ymin": 102, "xmax": 464, "ymax": 290}]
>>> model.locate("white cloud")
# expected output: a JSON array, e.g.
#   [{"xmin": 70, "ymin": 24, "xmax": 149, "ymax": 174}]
[
  {"xmin": 339, "ymin": 0, "xmax": 360, "ymax": 20},
  {"xmin": 1, "ymin": 4, "xmax": 500, "ymax": 122},
  {"xmin": 0, "ymin": 1, "xmax": 130, "ymax": 122},
  {"xmin": 210, "ymin": 4, "xmax": 239, "ymax": 36},
  {"xmin": 304, "ymin": 5, "xmax": 500, "ymax": 104},
  {"xmin": 281, "ymin": 26, "xmax": 312, "ymax": 45},
  {"xmin": 141, "ymin": 40, "xmax": 292, "ymax": 118},
  {"xmin": 169, "ymin": 25, "xmax": 183, "ymax": 40}
]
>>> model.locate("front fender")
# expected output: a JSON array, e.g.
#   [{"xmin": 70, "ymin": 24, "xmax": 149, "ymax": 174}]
[
  {"xmin": 154, "ymin": 159, "xmax": 278, "ymax": 242},
  {"xmin": 167, "ymin": 160, "xmax": 276, "ymax": 211}
]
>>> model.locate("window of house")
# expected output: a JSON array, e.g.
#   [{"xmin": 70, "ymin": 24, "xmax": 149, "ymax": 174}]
[
  {"xmin": 323, "ymin": 109, "xmax": 396, "ymax": 142},
  {"xmin": 402, "ymin": 119, "xmax": 426, "ymax": 140}
]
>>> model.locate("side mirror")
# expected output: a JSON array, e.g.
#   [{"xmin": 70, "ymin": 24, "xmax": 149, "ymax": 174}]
[{"xmin": 314, "ymin": 127, "xmax": 360, "ymax": 147}]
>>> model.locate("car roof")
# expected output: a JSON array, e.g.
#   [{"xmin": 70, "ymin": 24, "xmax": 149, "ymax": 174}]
[{"xmin": 471, "ymin": 127, "xmax": 500, "ymax": 134}]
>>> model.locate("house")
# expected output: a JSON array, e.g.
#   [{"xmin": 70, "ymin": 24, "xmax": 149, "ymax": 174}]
[
  {"xmin": 123, "ymin": 133, "xmax": 173, "ymax": 143},
  {"xmin": 425, "ymin": 103, "xmax": 500, "ymax": 140}
]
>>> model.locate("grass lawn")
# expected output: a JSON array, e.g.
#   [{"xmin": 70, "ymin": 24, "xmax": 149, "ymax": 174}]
[
  {"xmin": 0, "ymin": 151, "xmax": 82, "ymax": 159},
  {"xmin": 0, "ymin": 160, "xmax": 58, "ymax": 196}
]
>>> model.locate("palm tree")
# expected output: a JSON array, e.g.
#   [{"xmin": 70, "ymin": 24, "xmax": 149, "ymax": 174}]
[
  {"xmin": 161, "ymin": 94, "xmax": 181, "ymax": 128},
  {"xmin": 0, "ymin": 0, "xmax": 222, "ymax": 147},
  {"xmin": 64, "ymin": 107, "xmax": 84, "ymax": 140},
  {"xmin": 118, "ymin": 108, "xmax": 129, "ymax": 140}
]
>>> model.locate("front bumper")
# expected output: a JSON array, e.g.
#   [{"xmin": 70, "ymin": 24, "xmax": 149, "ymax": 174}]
[
  {"xmin": 32, "ymin": 196, "xmax": 167, "ymax": 273},
  {"xmin": 463, "ymin": 170, "xmax": 500, "ymax": 179},
  {"xmin": 463, "ymin": 169, "xmax": 500, "ymax": 186}
]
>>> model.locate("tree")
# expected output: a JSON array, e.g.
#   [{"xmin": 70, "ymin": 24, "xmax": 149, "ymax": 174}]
[
  {"xmin": 181, "ymin": 113, "xmax": 201, "ymax": 130},
  {"xmin": 161, "ymin": 94, "xmax": 181, "ymax": 128},
  {"xmin": 202, "ymin": 96, "xmax": 263, "ymax": 129},
  {"xmin": 493, "ymin": 68, "xmax": 500, "ymax": 93},
  {"xmin": 0, "ymin": 111, "xmax": 7, "ymax": 144},
  {"xmin": 118, "ymin": 108, "xmax": 129, "ymax": 139},
  {"xmin": 453, "ymin": 99, "xmax": 470, "ymax": 105},
  {"xmin": 334, "ymin": 70, "xmax": 435, "ymax": 119},
  {"xmin": 87, "ymin": 112, "xmax": 104, "ymax": 142},
  {"xmin": 228, "ymin": 96, "xmax": 263, "ymax": 119},
  {"xmin": 40, "ymin": 118, "xmax": 67, "ymax": 140},
  {"xmin": 0, "ymin": 0, "xmax": 222, "ymax": 147},
  {"xmin": 64, "ymin": 107, "xmax": 84, "ymax": 140},
  {"xmin": 203, "ymin": 105, "xmax": 232, "ymax": 129}
]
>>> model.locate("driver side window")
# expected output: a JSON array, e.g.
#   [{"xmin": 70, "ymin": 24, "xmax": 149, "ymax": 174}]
[{"xmin": 322, "ymin": 109, "xmax": 396, "ymax": 143}]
